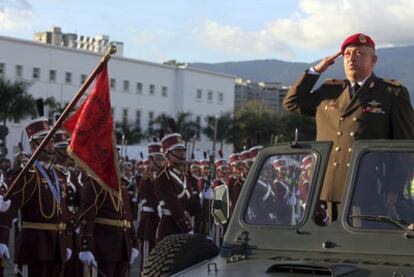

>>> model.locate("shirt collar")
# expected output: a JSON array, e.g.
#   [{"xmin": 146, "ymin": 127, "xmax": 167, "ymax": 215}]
[{"xmin": 349, "ymin": 73, "xmax": 372, "ymax": 88}]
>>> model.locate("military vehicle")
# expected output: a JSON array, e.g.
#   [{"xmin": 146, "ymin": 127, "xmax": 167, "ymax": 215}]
[{"xmin": 143, "ymin": 140, "xmax": 414, "ymax": 276}]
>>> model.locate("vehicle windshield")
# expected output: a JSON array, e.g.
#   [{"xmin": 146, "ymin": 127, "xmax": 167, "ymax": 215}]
[
  {"xmin": 244, "ymin": 153, "xmax": 316, "ymax": 226},
  {"xmin": 347, "ymin": 151, "xmax": 414, "ymax": 230}
]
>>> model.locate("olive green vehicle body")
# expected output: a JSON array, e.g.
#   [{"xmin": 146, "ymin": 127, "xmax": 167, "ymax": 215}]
[{"xmin": 174, "ymin": 140, "xmax": 414, "ymax": 276}]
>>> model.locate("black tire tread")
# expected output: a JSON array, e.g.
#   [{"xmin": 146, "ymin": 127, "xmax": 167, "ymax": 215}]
[{"xmin": 142, "ymin": 234, "xmax": 218, "ymax": 277}]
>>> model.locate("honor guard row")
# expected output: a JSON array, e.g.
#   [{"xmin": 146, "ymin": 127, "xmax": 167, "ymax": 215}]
[{"xmin": 0, "ymin": 116, "xmax": 140, "ymax": 277}]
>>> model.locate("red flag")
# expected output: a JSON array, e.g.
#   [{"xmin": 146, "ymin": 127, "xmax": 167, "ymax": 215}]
[{"xmin": 64, "ymin": 64, "xmax": 120, "ymax": 193}]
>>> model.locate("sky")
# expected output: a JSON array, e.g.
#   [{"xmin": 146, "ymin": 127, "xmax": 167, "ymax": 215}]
[{"xmin": 2, "ymin": 0, "xmax": 414, "ymax": 64}]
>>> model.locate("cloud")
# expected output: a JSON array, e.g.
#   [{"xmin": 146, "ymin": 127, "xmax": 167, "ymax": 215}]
[
  {"xmin": 198, "ymin": 0, "xmax": 414, "ymax": 59},
  {"xmin": 128, "ymin": 30, "xmax": 171, "ymax": 62},
  {"xmin": 199, "ymin": 20, "xmax": 294, "ymax": 59},
  {"xmin": 0, "ymin": 0, "xmax": 33, "ymax": 31},
  {"xmin": 268, "ymin": 0, "xmax": 414, "ymax": 49}
]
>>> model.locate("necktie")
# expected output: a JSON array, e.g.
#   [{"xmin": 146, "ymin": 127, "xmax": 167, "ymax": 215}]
[{"xmin": 350, "ymin": 83, "xmax": 360, "ymax": 98}]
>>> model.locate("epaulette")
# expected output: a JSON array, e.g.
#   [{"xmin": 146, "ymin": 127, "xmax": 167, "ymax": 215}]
[
  {"xmin": 143, "ymin": 172, "xmax": 152, "ymax": 181},
  {"xmin": 383, "ymin": 79, "xmax": 402, "ymax": 96},
  {"xmin": 157, "ymin": 167, "xmax": 170, "ymax": 180},
  {"xmin": 324, "ymin": 79, "xmax": 345, "ymax": 85},
  {"xmin": 383, "ymin": 79, "xmax": 401, "ymax": 87}
]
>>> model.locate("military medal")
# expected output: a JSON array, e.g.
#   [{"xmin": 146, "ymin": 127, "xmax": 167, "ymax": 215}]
[{"xmin": 363, "ymin": 100, "xmax": 385, "ymax": 114}]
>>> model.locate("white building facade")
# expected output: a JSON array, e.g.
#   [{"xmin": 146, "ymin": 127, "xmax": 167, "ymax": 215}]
[{"xmin": 0, "ymin": 35, "xmax": 235, "ymax": 160}]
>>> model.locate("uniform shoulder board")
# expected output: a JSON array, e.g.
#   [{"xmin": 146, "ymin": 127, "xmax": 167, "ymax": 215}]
[
  {"xmin": 324, "ymin": 79, "xmax": 345, "ymax": 85},
  {"xmin": 143, "ymin": 172, "xmax": 151, "ymax": 181},
  {"xmin": 383, "ymin": 79, "xmax": 402, "ymax": 96},
  {"xmin": 157, "ymin": 167, "xmax": 170, "ymax": 179},
  {"xmin": 383, "ymin": 79, "xmax": 401, "ymax": 87}
]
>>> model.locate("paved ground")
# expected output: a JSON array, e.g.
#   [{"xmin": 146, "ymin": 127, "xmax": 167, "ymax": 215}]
[{"xmin": 3, "ymin": 224, "xmax": 142, "ymax": 276}]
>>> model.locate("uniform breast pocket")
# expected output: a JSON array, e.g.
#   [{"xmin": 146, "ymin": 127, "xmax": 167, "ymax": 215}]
[{"xmin": 359, "ymin": 111, "xmax": 389, "ymax": 136}]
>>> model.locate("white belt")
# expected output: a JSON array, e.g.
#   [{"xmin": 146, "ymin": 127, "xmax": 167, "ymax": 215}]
[
  {"xmin": 160, "ymin": 208, "xmax": 172, "ymax": 216},
  {"xmin": 142, "ymin": 206, "xmax": 155, "ymax": 213},
  {"xmin": 157, "ymin": 200, "xmax": 171, "ymax": 218}
]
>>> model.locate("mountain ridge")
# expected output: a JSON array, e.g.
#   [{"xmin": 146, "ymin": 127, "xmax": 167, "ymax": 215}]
[{"xmin": 189, "ymin": 45, "xmax": 414, "ymax": 100}]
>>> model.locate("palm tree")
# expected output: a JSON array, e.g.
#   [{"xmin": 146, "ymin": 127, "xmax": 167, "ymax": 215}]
[
  {"xmin": 176, "ymin": 112, "xmax": 200, "ymax": 144},
  {"xmin": 203, "ymin": 112, "xmax": 235, "ymax": 151},
  {"xmin": 145, "ymin": 113, "xmax": 172, "ymax": 140},
  {"xmin": 0, "ymin": 79, "xmax": 36, "ymax": 127},
  {"xmin": 232, "ymin": 101, "xmax": 280, "ymax": 149},
  {"xmin": 114, "ymin": 121, "xmax": 144, "ymax": 145}
]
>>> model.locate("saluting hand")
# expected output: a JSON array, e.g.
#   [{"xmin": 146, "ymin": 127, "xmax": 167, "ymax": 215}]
[{"xmin": 313, "ymin": 51, "xmax": 342, "ymax": 74}]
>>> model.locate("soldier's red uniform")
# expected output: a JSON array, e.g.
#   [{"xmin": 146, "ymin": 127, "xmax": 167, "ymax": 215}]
[
  {"xmin": 137, "ymin": 142, "xmax": 164, "ymax": 268},
  {"xmin": 77, "ymin": 177, "xmax": 138, "ymax": 277},
  {"xmin": 154, "ymin": 133, "xmax": 201, "ymax": 241},
  {"xmin": 0, "ymin": 118, "xmax": 70, "ymax": 276}
]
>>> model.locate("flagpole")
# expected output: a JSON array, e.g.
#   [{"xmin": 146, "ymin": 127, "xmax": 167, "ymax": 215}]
[{"xmin": 5, "ymin": 46, "xmax": 117, "ymax": 198}]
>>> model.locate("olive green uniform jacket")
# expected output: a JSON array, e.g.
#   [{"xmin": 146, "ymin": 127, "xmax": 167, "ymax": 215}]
[{"xmin": 283, "ymin": 72, "xmax": 414, "ymax": 202}]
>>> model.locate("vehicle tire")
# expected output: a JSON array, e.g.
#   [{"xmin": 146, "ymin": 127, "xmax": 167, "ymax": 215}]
[{"xmin": 142, "ymin": 233, "xmax": 219, "ymax": 277}]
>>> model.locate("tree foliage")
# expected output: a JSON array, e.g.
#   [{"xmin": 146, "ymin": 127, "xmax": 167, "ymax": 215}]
[
  {"xmin": 115, "ymin": 121, "xmax": 144, "ymax": 145},
  {"xmin": 0, "ymin": 79, "xmax": 36, "ymax": 126}
]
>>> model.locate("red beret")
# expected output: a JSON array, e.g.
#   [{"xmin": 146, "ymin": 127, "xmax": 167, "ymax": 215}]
[{"xmin": 341, "ymin": 33, "xmax": 375, "ymax": 53}]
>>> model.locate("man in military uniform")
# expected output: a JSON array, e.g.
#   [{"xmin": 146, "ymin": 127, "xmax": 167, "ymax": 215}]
[
  {"xmin": 283, "ymin": 33, "xmax": 414, "ymax": 221},
  {"xmin": 137, "ymin": 142, "xmax": 165, "ymax": 268},
  {"xmin": 227, "ymin": 153, "xmax": 245, "ymax": 216},
  {"xmin": 77, "ymin": 172, "xmax": 139, "ymax": 276},
  {"xmin": 154, "ymin": 133, "xmax": 201, "ymax": 241},
  {"xmin": 121, "ymin": 160, "xmax": 139, "ymax": 228},
  {"xmin": 0, "ymin": 118, "xmax": 71, "ymax": 276}
]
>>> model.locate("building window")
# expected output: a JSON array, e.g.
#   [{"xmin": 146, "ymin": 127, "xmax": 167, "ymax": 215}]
[
  {"xmin": 49, "ymin": 70, "xmax": 56, "ymax": 82},
  {"xmin": 80, "ymin": 74, "xmax": 87, "ymax": 84},
  {"xmin": 15, "ymin": 65, "xmax": 23, "ymax": 78},
  {"xmin": 162, "ymin": 86, "xmax": 168, "ymax": 97},
  {"xmin": 122, "ymin": 108, "xmax": 128, "ymax": 125},
  {"xmin": 207, "ymin": 90, "xmax": 213, "ymax": 101},
  {"xmin": 0, "ymin": 63, "xmax": 5, "ymax": 79},
  {"xmin": 218, "ymin": 92, "xmax": 224, "ymax": 103},
  {"xmin": 196, "ymin": 89, "xmax": 202, "ymax": 100},
  {"xmin": 33, "ymin": 67, "xmax": 40, "ymax": 80},
  {"xmin": 136, "ymin": 82, "xmax": 143, "ymax": 94},
  {"xmin": 65, "ymin": 72, "xmax": 72, "ymax": 84},
  {"xmin": 135, "ymin": 110, "xmax": 141, "ymax": 128},
  {"xmin": 148, "ymin": 111, "xmax": 154, "ymax": 126},
  {"xmin": 110, "ymin": 78, "xmax": 116, "ymax": 89},
  {"xmin": 149, "ymin": 84, "xmax": 155, "ymax": 95},
  {"xmin": 123, "ymin": 80, "xmax": 129, "ymax": 92}
]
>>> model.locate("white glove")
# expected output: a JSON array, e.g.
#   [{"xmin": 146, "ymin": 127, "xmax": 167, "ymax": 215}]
[
  {"xmin": 129, "ymin": 247, "xmax": 139, "ymax": 264},
  {"xmin": 0, "ymin": 243, "xmax": 10, "ymax": 259},
  {"xmin": 0, "ymin": 196, "xmax": 11, "ymax": 213},
  {"xmin": 66, "ymin": 248, "xmax": 72, "ymax": 261},
  {"xmin": 79, "ymin": 251, "xmax": 97, "ymax": 267},
  {"xmin": 203, "ymin": 188, "xmax": 214, "ymax": 200}
]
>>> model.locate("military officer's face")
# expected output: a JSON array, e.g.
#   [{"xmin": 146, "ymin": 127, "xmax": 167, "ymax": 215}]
[
  {"xmin": 343, "ymin": 45, "xmax": 377, "ymax": 82},
  {"xmin": 168, "ymin": 148, "xmax": 187, "ymax": 165},
  {"xmin": 150, "ymin": 154, "xmax": 166, "ymax": 169},
  {"xmin": 190, "ymin": 166, "xmax": 201, "ymax": 177},
  {"xmin": 217, "ymin": 165, "xmax": 231, "ymax": 178},
  {"xmin": 30, "ymin": 135, "xmax": 54, "ymax": 162}
]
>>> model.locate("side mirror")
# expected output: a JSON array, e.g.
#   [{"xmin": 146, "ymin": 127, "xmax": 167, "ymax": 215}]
[{"xmin": 211, "ymin": 184, "xmax": 229, "ymax": 225}]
